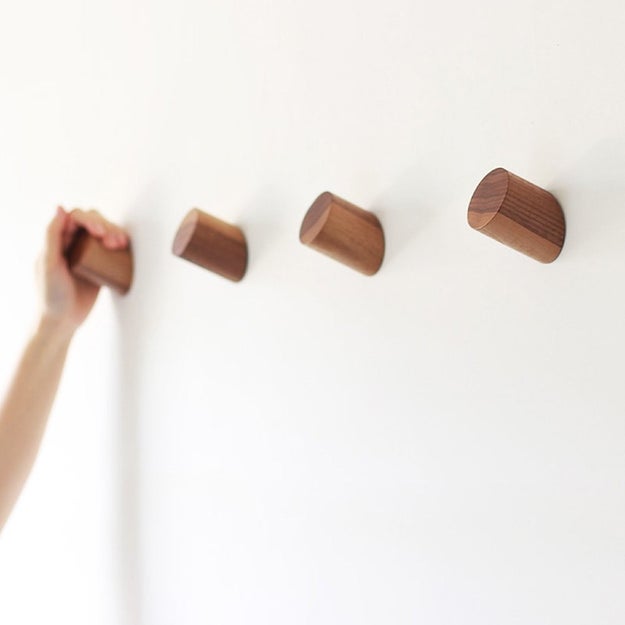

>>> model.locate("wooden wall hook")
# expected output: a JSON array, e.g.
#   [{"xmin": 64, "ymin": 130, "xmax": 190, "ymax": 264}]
[
  {"xmin": 172, "ymin": 209, "xmax": 248, "ymax": 282},
  {"xmin": 299, "ymin": 192, "xmax": 385, "ymax": 275},
  {"xmin": 67, "ymin": 229, "xmax": 133, "ymax": 295},
  {"xmin": 467, "ymin": 168, "xmax": 566, "ymax": 263}
]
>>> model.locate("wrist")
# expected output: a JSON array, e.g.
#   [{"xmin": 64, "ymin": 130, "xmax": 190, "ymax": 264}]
[{"xmin": 35, "ymin": 314, "xmax": 78, "ymax": 346}]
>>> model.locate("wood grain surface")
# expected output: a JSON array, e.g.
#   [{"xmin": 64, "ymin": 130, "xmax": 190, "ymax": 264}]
[
  {"xmin": 172, "ymin": 209, "xmax": 248, "ymax": 282},
  {"xmin": 468, "ymin": 168, "xmax": 565, "ymax": 263},
  {"xmin": 300, "ymin": 192, "xmax": 385, "ymax": 275},
  {"xmin": 66, "ymin": 229, "xmax": 133, "ymax": 294}
]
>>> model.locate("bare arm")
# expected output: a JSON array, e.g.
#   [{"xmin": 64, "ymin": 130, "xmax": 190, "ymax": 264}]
[{"xmin": 0, "ymin": 207, "xmax": 129, "ymax": 531}]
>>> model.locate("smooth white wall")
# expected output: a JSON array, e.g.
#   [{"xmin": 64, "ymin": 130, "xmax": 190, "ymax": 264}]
[{"xmin": 1, "ymin": 0, "xmax": 624, "ymax": 623}]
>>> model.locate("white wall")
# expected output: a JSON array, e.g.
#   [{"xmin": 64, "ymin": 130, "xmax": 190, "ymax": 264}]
[{"xmin": 1, "ymin": 0, "xmax": 624, "ymax": 623}]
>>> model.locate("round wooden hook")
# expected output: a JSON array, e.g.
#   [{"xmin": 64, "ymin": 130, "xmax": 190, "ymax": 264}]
[
  {"xmin": 172, "ymin": 209, "xmax": 248, "ymax": 282},
  {"xmin": 67, "ymin": 229, "xmax": 133, "ymax": 295},
  {"xmin": 299, "ymin": 192, "xmax": 385, "ymax": 275},
  {"xmin": 468, "ymin": 168, "xmax": 565, "ymax": 263}
]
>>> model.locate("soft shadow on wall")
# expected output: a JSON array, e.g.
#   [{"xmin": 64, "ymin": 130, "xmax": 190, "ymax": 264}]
[
  {"xmin": 370, "ymin": 148, "xmax": 475, "ymax": 268},
  {"xmin": 550, "ymin": 134, "xmax": 625, "ymax": 261},
  {"xmin": 111, "ymin": 185, "xmax": 169, "ymax": 625},
  {"xmin": 237, "ymin": 185, "xmax": 287, "ymax": 273}
]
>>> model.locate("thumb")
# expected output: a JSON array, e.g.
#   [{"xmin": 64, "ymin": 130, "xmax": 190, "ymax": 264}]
[{"xmin": 45, "ymin": 206, "xmax": 68, "ymax": 265}]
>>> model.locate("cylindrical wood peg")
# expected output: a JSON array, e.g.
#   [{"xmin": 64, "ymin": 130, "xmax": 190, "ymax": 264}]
[
  {"xmin": 299, "ymin": 192, "xmax": 385, "ymax": 275},
  {"xmin": 66, "ymin": 229, "xmax": 133, "ymax": 294},
  {"xmin": 467, "ymin": 168, "xmax": 566, "ymax": 263},
  {"xmin": 172, "ymin": 209, "xmax": 248, "ymax": 282}
]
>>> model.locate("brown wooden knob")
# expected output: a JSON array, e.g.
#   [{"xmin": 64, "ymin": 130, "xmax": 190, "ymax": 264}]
[
  {"xmin": 172, "ymin": 209, "xmax": 248, "ymax": 282},
  {"xmin": 299, "ymin": 192, "xmax": 385, "ymax": 275},
  {"xmin": 66, "ymin": 229, "xmax": 133, "ymax": 294},
  {"xmin": 468, "ymin": 168, "xmax": 566, "ymax": 263}
]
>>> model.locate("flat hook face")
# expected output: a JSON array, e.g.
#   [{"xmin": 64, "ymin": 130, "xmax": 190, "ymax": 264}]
[
  {"xmin": 468, "ymin": 168, "xmax": 566, "ymax": 263},
  {"xmin": 300, "ymin": 192, "xmax": 385, "ymax": 276},
  {"xmin": 66, "ymin": 228, "xmax": 134, "ymax": 294},
  {"xmin": 172, "ymin": 209, "xmax": 248, "ymax": 282}
]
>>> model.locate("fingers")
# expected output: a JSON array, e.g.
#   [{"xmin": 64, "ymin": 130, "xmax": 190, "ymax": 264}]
[{"xmin": 68, "ymin": 208, "xmax": 130, "ymax": 250}]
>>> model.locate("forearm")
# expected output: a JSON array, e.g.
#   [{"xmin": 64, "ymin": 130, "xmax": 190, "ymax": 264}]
[{"xmin": 0, "ymin": 317, "xmax": 75, "ymax": 530}]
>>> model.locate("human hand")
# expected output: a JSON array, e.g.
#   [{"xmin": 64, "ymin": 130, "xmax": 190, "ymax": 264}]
[{"xmin": 38, "ymin": 207, "xmax": 129, "ymax": 334}]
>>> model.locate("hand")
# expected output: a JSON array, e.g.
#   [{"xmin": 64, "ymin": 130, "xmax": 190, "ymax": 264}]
[{"xmin": 38, "ymin": 207, "xmax": 129, "ymax": 334}]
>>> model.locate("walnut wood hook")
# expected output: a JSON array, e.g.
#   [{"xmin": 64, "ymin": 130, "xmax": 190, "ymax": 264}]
[
  {"xmin": 66, "ymin": 229, "xmax": 133, "ymax": 294},
  {"xmin": 299, "ymin": 192, "xmax": 385, "ymax": 275},
  {"xmin": 172, "ymin": 209, "xmax": 248, "ymax": 282},
  {"xmin": 467, "ymin": 168, "xmax": 566, "ymax": 263}
]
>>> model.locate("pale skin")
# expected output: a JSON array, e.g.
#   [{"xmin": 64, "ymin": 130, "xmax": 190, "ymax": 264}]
[{"xmin": 0, "ymin": 207, "xmax": 129, "ymax": 531}]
